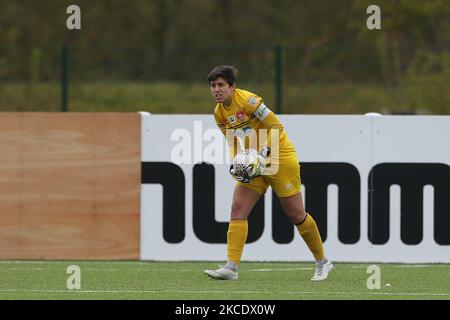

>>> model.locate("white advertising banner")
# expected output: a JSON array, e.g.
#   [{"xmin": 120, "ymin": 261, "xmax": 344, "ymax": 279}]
[{"xmin": 140, "ymin": 113, "xmax": 450, "ymax": 262}]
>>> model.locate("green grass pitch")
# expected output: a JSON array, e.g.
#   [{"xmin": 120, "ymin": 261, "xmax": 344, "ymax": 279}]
[{"xmin": 0, "ymin": 261, "xmax": 449, "ymax": 300}]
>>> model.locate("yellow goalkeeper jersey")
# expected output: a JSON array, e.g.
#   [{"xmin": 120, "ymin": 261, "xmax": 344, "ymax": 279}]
[{"xmin": 213, "ymin": 88, "xmax": 296, "ymax": 160}]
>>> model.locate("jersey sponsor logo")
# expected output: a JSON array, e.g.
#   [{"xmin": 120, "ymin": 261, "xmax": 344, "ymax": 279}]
[
  {"xmin": 248, "ymin": 96, "xmax": 258, "ymax": 106},
  {"xmin": 236, "ymin": 111, "xmax": 245, "ymax": 121},
  {"xmin": 228, "ymin": 115, "xmax": 236, "ymax": 124},
  {"xmin": 237, "ymin": 126, "xmax": 252, "ymax": 136},
  {"xmin": 254, "ymin": 103, "xmax": 270, "ymax": 121}
]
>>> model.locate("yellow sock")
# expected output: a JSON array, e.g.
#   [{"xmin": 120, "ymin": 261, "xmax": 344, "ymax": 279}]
[
  {"xmin": 227, "ymin": 219, "xmax": 248, "ymax": 264},
  {"xmin": 296, "ymin": 213, "xmax": 325, "ymax": 261}
]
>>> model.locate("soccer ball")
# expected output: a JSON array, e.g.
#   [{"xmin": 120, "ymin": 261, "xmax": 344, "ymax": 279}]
[{"xmin": 230, "ymin": 149, "xmax": 264, "ymax": 183}]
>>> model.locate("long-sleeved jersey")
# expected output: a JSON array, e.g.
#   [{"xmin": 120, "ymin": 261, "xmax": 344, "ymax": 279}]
[{"xmin": 213, "ymin": 88, "xmax": 296, "ymax": 161}]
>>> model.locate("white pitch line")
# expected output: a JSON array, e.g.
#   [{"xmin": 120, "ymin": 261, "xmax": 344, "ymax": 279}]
[
  {"xmin": 0, "ymin": 267, "xmax": 316, "ymax": 272},
  {"xmin": 0, "ymin": 289, "xmax": 449, "ymax": 297},
  {"xmin": 249, "ymin": 268, "xmax": 314, "ymax": 272},
  {"xmin": 0, "ymin": 268, "xmax": 193, "ymax": 272},
  {"xmin": 395, "ymin": 265, "xmax": 440, "ymax": 268},
  {"xmin": 1, "ymin": 261, "xmax": 447, "ymax": 267},
  {"xmin": 0, "ymin": 268, "xmax": 49, "ymax": 271},
  {"xmin": 0, "ymin": 261, "xmax": 159, "ymax": 265},
  {"xmin": 2, "ymin": 266, "xmax": 448, "ymax": 273}
]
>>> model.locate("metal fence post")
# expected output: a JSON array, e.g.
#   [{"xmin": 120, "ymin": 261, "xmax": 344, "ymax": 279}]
[
  {"xmin": 274, "ymin": 45, "xmax": 283, "ymax": 114},
  {"xmin": 61, "ymin": 44, "xmax": 69, "ymax": 112}
]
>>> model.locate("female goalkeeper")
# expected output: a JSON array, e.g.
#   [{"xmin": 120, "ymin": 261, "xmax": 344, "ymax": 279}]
[{"xmin": 204, "ymin": 66, "xmax": 333, "ymax": 281}]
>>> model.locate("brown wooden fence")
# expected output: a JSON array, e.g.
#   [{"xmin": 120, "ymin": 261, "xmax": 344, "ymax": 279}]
[{"xmin": 0, "ymin": 113, "xmax": 140, "ymax": 259}]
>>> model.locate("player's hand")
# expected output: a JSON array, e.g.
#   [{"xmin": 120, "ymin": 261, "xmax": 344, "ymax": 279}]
[
  {"xmin": 245, "ymin": 156, "xmax": 264, "ymax": 180},
  {"xmin": 229, "ymin": 164, "xmax": 251, "ymax": 183},
  {"xmin": 255, "ymin": 146, "xmax": 271, "ymax": 172},
  {"xmin": 259, "ymin": 146, "xmax": 271, "ymax": 159},
  {"xmin": 229, "ymin": 149, "xmax": 267, "ymax": 183}
]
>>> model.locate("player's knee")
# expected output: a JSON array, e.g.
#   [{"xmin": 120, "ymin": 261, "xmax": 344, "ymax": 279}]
[
  {"xmin": 295, "ymin": 209, "xmax": 307, "ymax": 224},
  {"xmin": 231, "ymin": 201, "xmax": 250, "ymax": 219},
  {"xmin": 231, "ymin": 201, "xmax": 244, "ymax": 214},
  {"xmin": 285, "ymin": 207, "xmax": 307, "ymax": 225}
]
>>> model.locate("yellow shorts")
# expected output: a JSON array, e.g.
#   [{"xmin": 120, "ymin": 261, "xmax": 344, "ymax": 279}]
[{"xmin": 237, "ymin": 153, "xmax": 301, "ymax": 198}]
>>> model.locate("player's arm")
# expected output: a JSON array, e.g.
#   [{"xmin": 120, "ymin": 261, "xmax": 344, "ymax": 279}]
[{"xmin": 248, "ymin": 99, "xmax": 283, "ymax": 158}]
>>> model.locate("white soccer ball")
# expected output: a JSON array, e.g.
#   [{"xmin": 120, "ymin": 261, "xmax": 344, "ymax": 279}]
[{"xmin": 231, "ymin": 149, "xmax": 263, "ymax": 182}]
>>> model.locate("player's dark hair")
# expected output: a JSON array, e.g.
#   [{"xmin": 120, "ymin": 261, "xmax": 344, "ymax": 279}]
[{"xmin": 207, "ymin": 66, "xmax": 238, "ymax": 86}]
